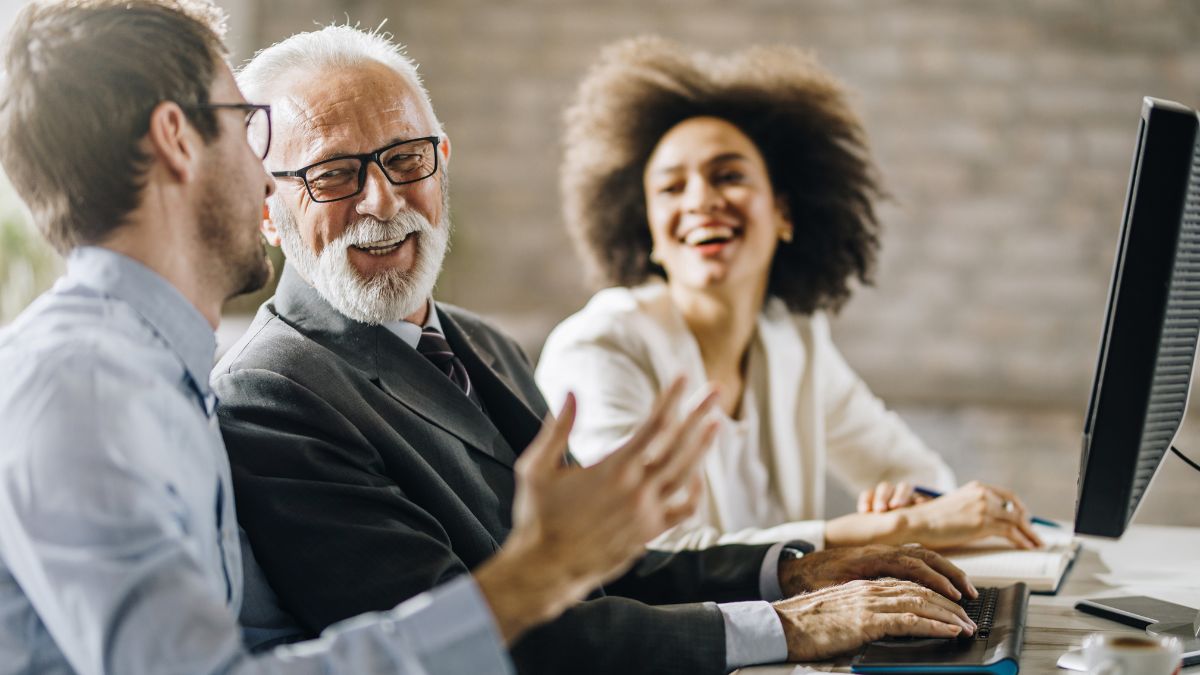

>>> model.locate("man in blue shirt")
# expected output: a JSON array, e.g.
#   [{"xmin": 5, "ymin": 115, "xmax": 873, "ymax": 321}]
[{"xmin": 0, "ymin": 1, "xmax": 724, "ymax": 673}]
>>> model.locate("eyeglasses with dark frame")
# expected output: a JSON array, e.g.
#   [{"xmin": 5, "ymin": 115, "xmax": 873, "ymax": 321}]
[
  {"xmin": 270, "ymin": 136, "xmax": 441, "ymax": 204},
  {"xmin": 183, "ymin": 103, "xmax": 273, "ymax": 160}
]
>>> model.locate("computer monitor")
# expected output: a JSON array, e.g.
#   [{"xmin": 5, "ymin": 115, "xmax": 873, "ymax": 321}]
[{"xmin": 1073, "ymin": 96, "xmax": 1199, "ymax": 653}]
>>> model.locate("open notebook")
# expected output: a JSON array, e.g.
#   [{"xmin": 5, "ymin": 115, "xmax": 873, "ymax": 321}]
[{"xmin": 942, "ymin": 525, "xmax": 1080, "ymax": 594}]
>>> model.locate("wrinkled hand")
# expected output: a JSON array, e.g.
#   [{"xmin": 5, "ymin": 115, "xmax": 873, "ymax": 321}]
[
  {"xmin": 778, "ymin": 543, "xmax": 976, "ymax": 602},
  {"xmin": 857, "ymin": 481, "xmax": 930, "ymax": 513},
  {"xmin": 891, "ymin": 481, "xmax": 1043, "ymax": 550},
  {"xmin": 477, "ymin": 376, "xmax": 718, "ymax": 643},
  {"xmin": 775, "ymin": 579, "xmax": 976, "ymax": 661}
]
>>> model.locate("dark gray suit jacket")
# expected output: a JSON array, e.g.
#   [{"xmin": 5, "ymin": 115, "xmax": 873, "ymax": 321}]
[{"xmin": 213, "ymin": 265, "xmax": 774, "ymax": 674}]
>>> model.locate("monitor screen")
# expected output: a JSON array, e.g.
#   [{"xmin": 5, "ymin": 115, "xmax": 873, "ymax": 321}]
[{"xmin": 1075, "ymin": 97, "xmax": 1200, "ymax": 538}]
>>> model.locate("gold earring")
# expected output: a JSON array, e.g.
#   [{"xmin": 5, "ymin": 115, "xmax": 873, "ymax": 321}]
[
  {"xmin": 779, "ymin": 228, "xmax": 794, "ymax": 243},
  {"xmin": 650, "ymin": 248, "xmax": 663, "ymax": 265}
]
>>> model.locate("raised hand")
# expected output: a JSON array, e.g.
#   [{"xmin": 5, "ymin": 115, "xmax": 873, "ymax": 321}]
[{"xmin": 475, "ymin": 376, "xmax": 719, "ymax": 644}]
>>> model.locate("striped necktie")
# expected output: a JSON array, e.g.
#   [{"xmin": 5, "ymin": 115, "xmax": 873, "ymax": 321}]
[{"xmin": 417, "ymin": 327, "xmax": 483, "ymax": 410}]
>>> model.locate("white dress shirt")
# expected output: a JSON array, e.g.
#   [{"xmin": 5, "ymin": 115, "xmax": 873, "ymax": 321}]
[{"xmin": 536, "ymin": 280, "xmax": 957, "ymax": 551}]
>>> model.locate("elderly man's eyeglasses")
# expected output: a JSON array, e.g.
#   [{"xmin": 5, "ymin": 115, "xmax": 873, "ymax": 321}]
[
  {"xmin": 184, "ymin": 103, "xmax": 273, "ymax": 160},
  {"xmin": 270, "ymin": 136, "xmax": 441, "ymax": 203}
]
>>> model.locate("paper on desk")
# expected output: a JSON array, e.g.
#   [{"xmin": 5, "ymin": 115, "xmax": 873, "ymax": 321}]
[{"xmin": 1095, "ymin": 568, "xmax": 1200, "ymax": 590}]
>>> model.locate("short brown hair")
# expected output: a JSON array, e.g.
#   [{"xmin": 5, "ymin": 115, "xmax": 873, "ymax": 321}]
[
  {"xmin": 561, "ymin": 36, "xmax": 883, "ymax": 314},
  {"xmin": 0, "ymin": 0, "xmax": 229, "ymax": 253}
]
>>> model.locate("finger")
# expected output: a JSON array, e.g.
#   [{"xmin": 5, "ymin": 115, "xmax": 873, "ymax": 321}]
[
  {"xmin": 881, "ymin": 590, "xmax": 975, "ymax": 634},
  {"xmin": 889, "ymin": 482, "xmax": 914, "ymax": 509},
  {"xmin": 661, "ymin": 473, "xmax": 705, "ymax": 528},
  {"xmin": 857, "ymin": 487, "xmax": 876, "ymax": 513},
  {"xmin": 877, "ymin": 613, "xmax": 964, "ymax": 640},
  {"xmin": 879, "ymin": 554, "xmax": 964, "ymax": 601},
  {"xmin": 655, "ymin": 420, "xmax": 718, "ymax": 497},
  {"xmin": 1001, "ymin": 522, "xmax": 1041, "ymax": 551},
  {"xmin": 645, "ymin": 386, "xmax": 717, "ymax": 478},
  {"xmin": 518, "ymin": 393, "xmax": 576, "ymax": 476},
  {"xmin": 873, "ymin": 481, "xmax": 895, "ymax": 513},
  {"xmin": 606, "ymin": 377, "xmax": 687, "ymax": 467},
  {"xmin": 907, "ymin": 548, "xmax": 977, "ymax": 599},
  {"xmin": 1017, "ymin": 517, "xmax": 1044, "ymax": 548}
]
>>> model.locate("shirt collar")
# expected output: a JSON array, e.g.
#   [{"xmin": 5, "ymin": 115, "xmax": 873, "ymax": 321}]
[
  {"xmin": 66, "ymin": 246, "xmax": 217, "ymax": 397},
  {"xmin": 382, "ymin": 298, "xmax": 440, "ymax": 349}
]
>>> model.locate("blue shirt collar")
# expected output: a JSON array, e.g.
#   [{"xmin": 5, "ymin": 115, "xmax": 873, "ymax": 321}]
[{"xmin": 66, "ymin": 246, "xmax": 217, "ymax": 397}]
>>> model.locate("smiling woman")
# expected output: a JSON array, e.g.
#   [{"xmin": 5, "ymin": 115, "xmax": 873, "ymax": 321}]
[{"xmin": 536, "ymin": 36, "xmax": 1044, "ymax": 555}]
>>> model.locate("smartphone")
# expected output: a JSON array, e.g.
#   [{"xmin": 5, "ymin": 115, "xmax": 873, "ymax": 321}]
[{"xmin": 1074, "ymin": 595, "xmax": 1198, "ymax": 628}]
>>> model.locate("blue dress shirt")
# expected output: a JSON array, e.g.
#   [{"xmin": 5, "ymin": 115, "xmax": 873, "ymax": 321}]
[{"xmin": 0, "ymin": 247, "xmax": 511, "ymax": 674}]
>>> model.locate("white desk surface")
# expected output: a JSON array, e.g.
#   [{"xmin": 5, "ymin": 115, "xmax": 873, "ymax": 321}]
[{"xmin": 736, "ymin": 523, "xmax": 1200, "ymax": 674}]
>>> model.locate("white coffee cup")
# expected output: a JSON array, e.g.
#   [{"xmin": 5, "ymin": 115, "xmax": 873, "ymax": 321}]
[{"xmin": 1081, "ymin": 633, "xmax": 1182, "ymax": 675}]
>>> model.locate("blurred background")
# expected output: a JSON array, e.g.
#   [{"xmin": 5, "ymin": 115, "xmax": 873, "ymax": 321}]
[{"xmin": 2, "ymin": 0, "xmax": 1198, "ymax": 526}]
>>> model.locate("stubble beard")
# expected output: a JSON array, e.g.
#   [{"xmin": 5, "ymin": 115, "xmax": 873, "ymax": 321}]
[
  {"xmin": 198, "ymin": 166, "xmax": 272, "ymax": 301},
  {"xmin": 270, "ymin": 186, "xmax": 452, "ymax": 325}
]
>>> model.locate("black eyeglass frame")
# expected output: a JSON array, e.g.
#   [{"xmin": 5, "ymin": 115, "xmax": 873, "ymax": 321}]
[
  {"xmin": 182, "ymin": 102, "xmax": 273, "ymax": 160},
  {"xmin": 270, "ymin": 136, "xmax": 442, "ymax": 204}
]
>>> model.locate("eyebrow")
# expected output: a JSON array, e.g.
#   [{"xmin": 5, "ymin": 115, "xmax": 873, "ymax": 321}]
[{"xmin": 650, "ymin": 152, "xmax": 750, "ymax": 176}]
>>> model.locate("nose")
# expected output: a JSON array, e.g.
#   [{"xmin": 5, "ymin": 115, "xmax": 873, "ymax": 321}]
[
  {"xmin": 355, "ymin": 161, "xmax": 405, "ymax": 220},
  {"xmin": 682, "ymin": 175, "xmax": 722, "ymax": 213}
]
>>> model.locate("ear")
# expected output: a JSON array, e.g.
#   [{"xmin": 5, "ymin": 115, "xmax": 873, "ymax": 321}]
[
  {"xmin": 438, "ymin": 134, "xmax": 452, "ymax": 167},
  {"xmin": 775, "ymin": 194, "xmax": 793, "ymax": 228},
  {"xmin": 260, "ymin": 203, "xmax": 282, "ymax": 247},
  {"xmin": 145, "ymin": 101, "xmax": 202, "ymax": 184}
]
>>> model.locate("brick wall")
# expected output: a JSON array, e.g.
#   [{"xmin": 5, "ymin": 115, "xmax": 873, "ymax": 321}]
[
  {"xmin": 239, "ymin": 0, "xmax": 1200, "ymax": 408},
  {"xmin": 231, "ymin": 1, "xmax": 1200, "ymax": 525}
]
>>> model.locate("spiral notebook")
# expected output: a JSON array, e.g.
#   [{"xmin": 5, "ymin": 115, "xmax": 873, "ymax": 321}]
[{"xmin": 942, "ymin": 525, "xmax": 1080, "ymax": 594}]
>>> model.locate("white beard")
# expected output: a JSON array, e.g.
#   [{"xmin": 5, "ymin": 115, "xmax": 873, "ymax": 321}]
[{"xmin": 272, "ymin": 201, "xmax": 451, "ymax": 325}]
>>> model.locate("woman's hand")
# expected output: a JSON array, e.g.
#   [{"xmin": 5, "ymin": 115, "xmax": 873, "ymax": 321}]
[
  {"xmin": 830, "ymin": 481, "xmax": 1043, "ymax": 551},
  {"xmin": 857, "ymin": 481, "xmax": 931, "ymax": 513}
]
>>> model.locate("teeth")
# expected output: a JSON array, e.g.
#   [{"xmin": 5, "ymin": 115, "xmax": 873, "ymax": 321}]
[
  {"xmin": 355, "ymin": 232, "xmax": 414, "ymax": 256},
  {"xmin": 682, "ymin": 225, "xmax": 736, "ymax": 246}
]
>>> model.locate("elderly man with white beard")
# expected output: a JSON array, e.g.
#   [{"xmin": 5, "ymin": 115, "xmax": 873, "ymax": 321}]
[{"xmin": 213, "ymin": 25, "xmax": 978, "ymax": 675}]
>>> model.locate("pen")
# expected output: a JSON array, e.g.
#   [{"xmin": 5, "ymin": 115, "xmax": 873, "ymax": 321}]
[{"xmin": 912, "ymin": 486, "xmax": 1061, "ymax": 528}]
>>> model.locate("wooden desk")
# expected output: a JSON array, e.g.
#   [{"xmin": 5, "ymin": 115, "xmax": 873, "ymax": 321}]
[{"xmin": 737, "ymin": 524, "xmax": 1200, "ymax": 674}]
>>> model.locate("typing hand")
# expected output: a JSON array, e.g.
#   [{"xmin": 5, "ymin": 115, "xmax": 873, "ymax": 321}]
[
  {"xmin": 857, "ymin": 481, "xmax": 931, "ymax": 513},
  {"xmin": 778, "ymin": 544, "xmax": 977, "ymax": 602},
  {"xmin": 774, "ymin": 579, "xmax": 976, "ymax": 661},
  {"xmin": 888, "ymin": 481, "xmax": 1043, "ymax": 550}
]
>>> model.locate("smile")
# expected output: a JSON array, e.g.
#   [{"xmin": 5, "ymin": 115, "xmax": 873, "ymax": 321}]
[
  {"xmin": 680, "ymin": 224, "xmax": 739, "ymax": 247},
  {"xmin": 353, "ymin": 233, "xmax": 416, "ymax": 256}
]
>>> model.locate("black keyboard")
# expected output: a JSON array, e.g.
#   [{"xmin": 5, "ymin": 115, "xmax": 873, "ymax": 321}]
[{"xmin": 851, "ymin": 582, "xmax": 1029, "ymax": 675}]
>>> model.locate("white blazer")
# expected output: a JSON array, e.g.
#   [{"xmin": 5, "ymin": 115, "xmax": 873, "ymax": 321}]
[{"xmin": 536, "ymin": 281, "xmax": 956, "ymax": 550}]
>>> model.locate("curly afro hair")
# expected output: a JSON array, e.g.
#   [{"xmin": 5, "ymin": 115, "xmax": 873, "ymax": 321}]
[{"xmin": 560, "ymin": 36, "xmax": 885, "ymax": 314}]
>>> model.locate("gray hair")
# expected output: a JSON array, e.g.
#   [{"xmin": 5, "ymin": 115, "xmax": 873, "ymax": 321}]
[{"xmin": 236, "ymin": 24, "xmax": 441, "ymax": 129}]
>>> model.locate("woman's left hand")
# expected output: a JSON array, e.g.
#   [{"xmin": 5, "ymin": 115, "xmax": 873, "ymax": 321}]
[{"xmin": 857, "ymin": 481, "xmax": 932, "ymax": 513}]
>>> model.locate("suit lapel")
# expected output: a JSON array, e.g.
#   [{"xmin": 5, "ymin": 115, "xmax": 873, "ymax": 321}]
[
  {"xmin": 272, "ymin": 265, "xmax": 518, "ymax": 468},
  {"xmin": 437, "ymin": 309, "xmax": 543, "ymax": 460}
]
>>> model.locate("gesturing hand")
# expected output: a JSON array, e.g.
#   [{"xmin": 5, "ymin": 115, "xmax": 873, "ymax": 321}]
[
  {"xmin": 778, "ymin": 543, "xmax": 977, "ymax": 602},
  {"xmin": 508, "ymin": 377, "xmax": 718, "ymax": 587},
  {"xmin": 477, "ymin": 376, "xmax": 718, "ymax": 644},
  {"xmin": 775, "ymin": 579, "xmax": 976, "ymax": 661}
]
